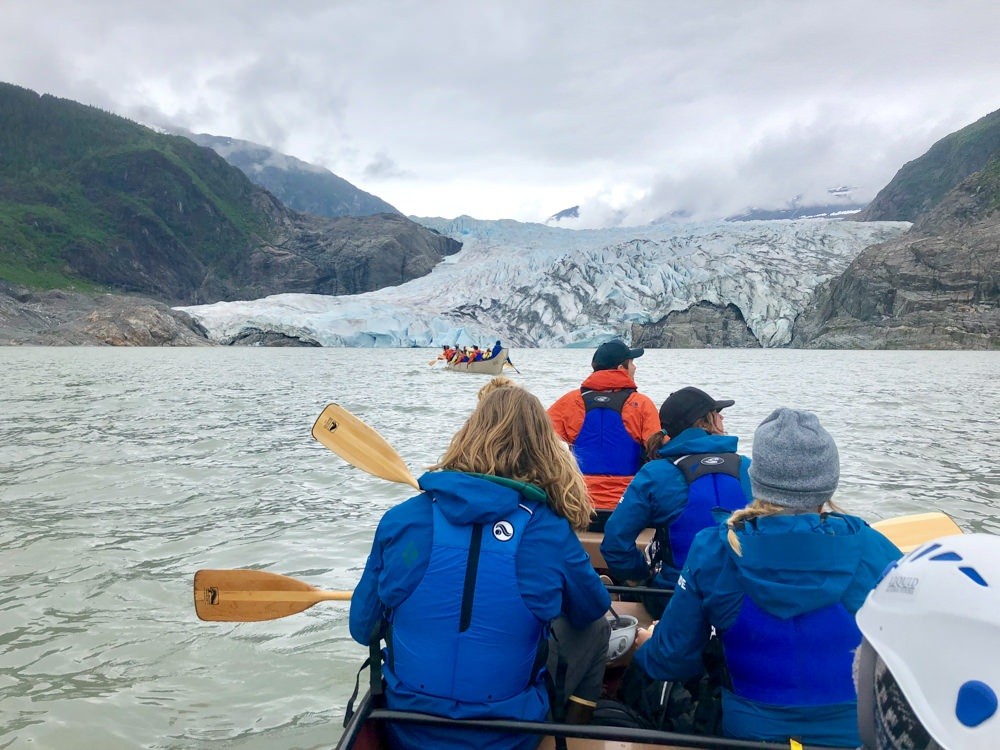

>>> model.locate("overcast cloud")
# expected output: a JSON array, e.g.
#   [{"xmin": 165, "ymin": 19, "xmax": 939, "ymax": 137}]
[{"xmin": 3, "ymin": 0, "xmax": 999, "ymax": 227}]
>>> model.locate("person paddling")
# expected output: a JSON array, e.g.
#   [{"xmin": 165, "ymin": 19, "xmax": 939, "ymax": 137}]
[
  {"xmin": 548, "ymin": 339, "xmax": 660, "ymax": 531},
  {"xmin": 350, "ymin": 379, "xmax": 611, "ymax": 750},
  {"xmin": 600, "ymin": 386, "xmax": 752, "ymax": 618},
  {"xmin": 630, "ymin": 407, "xmax": 902, "ymax": 747}
]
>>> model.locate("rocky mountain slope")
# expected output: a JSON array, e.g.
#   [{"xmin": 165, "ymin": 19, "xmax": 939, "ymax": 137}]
[
  {"xmin": 0, "ymin": 83, "xmax": 459, "ymax": 310},
  {"xmin": 793, "ymin": 114, "xmax": 1000, "ymax": 349}
]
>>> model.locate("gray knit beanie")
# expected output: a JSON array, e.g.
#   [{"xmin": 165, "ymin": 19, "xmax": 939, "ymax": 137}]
[{"xmin": 748, "ymin": 407, "xmax": 840, "ymax": 510}]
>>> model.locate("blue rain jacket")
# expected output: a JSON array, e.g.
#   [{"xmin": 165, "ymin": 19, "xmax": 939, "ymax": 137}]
[
  {"xmin": 600, "ymin": 428, "xmax": 752, "ymax": 589},
  {"xmin": 633, "ymin": 513, "xmax": 901, "ymax": 747},
  {"xmin": 351, "ymin": 471, "xmax": 610, "ymax": 750}
]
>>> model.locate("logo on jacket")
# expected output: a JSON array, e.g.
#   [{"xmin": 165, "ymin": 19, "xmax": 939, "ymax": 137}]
[
  {"xmin": 700, "ymin": 456, "xmax": 724, "ymax": 466},
  {"xmin": 493, "ymin": 521, "xmax": 514, "ymax": 541},
  {"xmin": 594, "ymin": 395, "xmax": 611, "ymax": 403}
]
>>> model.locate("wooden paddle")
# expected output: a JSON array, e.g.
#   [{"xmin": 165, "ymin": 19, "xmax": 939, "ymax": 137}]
[
  {"xmin": 195, "ymin": 508, "xmax": 960, "ymax": 622},
  {"xmin": 192, "ymin": 514, "xmax": 960, "ymax": 623},
  {"xmin": 311, "ymin": 403, "xmax": 419, "ymax": 489},
  {"xmin": 193, "ymin": 569, "xmax": 351, "ymax": 621},
  {"xmin": 871, "ymin": 511, "xmax": 962, "ymax": 552}
]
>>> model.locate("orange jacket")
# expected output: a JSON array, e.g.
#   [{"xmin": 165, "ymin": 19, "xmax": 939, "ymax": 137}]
[{"xmin": 547, "ymin": 369, "xmax": 661, "ymax": 510}]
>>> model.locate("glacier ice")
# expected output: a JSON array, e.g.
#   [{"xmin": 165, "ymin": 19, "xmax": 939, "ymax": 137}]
[{"xmin": 176, "ymin": 216, "xmax": 910, "ymax": 348}]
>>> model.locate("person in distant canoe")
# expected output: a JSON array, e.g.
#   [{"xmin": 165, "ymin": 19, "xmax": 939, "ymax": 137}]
[
  {"xmin": 630, "ymin": 408, "xmax": 902, "ymax": 747},
  {"xmin": 600, "ymin": 386, "xmax": 752, "ymax": 618},
  {"xmin": 547, "ymin": 339, "xmax": 660, "ymax": 532},
  {"xmin": 855, "ymin": 533, "xmax": 999, "ymax": 750},
  {"xmin": 350, "ymin": 380, "xmax": 611, "ymax": 750},
  {"xmin": 491, "ymin": 339, "xmax": 503, "ymax": 358},
  {"xmin": 471, "ymin": 345, "xmax": 483, "ymax": 361}
]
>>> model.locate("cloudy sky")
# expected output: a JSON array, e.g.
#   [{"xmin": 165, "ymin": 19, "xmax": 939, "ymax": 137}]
[{"xmin": 4, "ymin": 1, "xmax": 999, "ymax": 227}]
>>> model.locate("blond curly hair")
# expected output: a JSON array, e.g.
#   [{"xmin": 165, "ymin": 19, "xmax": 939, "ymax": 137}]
[{"xmin": 430, "ymin": 379, "xmax": 593, "ymax": 531}]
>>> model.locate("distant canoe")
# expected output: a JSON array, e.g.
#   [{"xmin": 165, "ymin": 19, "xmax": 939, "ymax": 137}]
[{"xmin": 445, "ymin": 349, "xmax": 510, "ymax": 375}]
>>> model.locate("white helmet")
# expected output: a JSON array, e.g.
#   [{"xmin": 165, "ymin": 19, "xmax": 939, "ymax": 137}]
[{"xmin": 856, "ymin": 533, "xmax": 1000, "ymax": 749}]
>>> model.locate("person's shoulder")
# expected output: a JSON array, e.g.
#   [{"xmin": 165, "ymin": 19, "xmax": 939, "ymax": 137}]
[
  {"xmin": 520, "ymin": 506, "xmax": 580, "ymax": 549},
  {"xmin": 378, "ymin": 492, "xmax": 432, "ymax": 528},
  {"xmin": 548, "ymin": 388, "xmax": 583, "ymax": 407}
]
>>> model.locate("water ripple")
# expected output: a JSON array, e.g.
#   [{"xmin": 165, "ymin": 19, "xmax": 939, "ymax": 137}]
[{"xmin": 0, "ymin": 347, "xmax": 996, "ymax": 747}]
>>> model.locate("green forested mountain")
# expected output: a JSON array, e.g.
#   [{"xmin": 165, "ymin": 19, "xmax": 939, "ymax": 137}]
[
  {"xmin": 859, "ymin": 108, "xmax": 1000, "ymax": 222},
  {"xmin": 0, "ymin": 82, "xmax": 268, "ymax": 294},
  {"xmin": 0, "ymin": 83, "xmax": 458, "ymax": 304},
  {"xmin": 180, "ymin": 130, "xmax": 401, "ymax": 219}
]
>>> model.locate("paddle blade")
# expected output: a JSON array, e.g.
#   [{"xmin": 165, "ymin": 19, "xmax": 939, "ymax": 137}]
[
  {"xmin": 194, "ymin": 569, "xmax": 351, "ymax": 622},
  {"xmin": 311, "ymin": 403, "xmax": 419, "ymax": 488},
  {"xmin": 872, "ymin": 511, "xmax": 962, "ymax": 552}
]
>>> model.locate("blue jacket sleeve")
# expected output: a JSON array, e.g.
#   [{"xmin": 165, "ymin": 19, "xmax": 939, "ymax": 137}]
[
  {"xmin": 632, "ymin": 527, "xmax": 742, "ymax": 681},
  {"xmin": 349, "ymin": 537, "xmax": 385, "ymax": 645},
  {"xmin": 842, "ymin": 525, "xmax": 903, "ymax": 613},
  {"xmin": 632, "ymin": 565, "xmax": 711, "ymax": 681},
  {"xmin": 518, "ymin": 513, "xmax": 610, "ymax": 629},
  {"xmin": 348, "ymin": 494, "xmax": 433, "ymax": 644},
  {"xmin": 601, "ymin": 460, "xmax": 688, "ymax": 581}
]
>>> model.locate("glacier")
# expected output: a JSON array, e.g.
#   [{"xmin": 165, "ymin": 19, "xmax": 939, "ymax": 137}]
[{"xmin": 176, "ymin": 216, "xmax": 910, "ymax": 348}]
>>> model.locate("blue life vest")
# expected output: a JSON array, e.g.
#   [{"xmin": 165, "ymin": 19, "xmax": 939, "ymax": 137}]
[
  {"xmin": 388, "ymin": 499, "xmax": 543, "ymax": 703},
  {"xmin": 655, "ymin": 453, "xmax": 747, "ymax": 571},
  {"xmin": 572, "ymin": 389, "xmax": 642, "ymax": 476},
  {"xmin": 721, "ymin": 595, "xmax": 860, "ymax": 705}
]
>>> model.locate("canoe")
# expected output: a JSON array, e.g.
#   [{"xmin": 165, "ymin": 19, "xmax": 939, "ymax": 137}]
[
  {"xmin": 331, "ymin": 511, "xmax": 958, "ymax": 749},
  {"xmin": 445, "ymin": 348, "xmax": 511, "ymax": 375}
]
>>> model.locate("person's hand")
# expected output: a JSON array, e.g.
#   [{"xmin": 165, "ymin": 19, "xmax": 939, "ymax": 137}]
[{"xmin": 634, "ymin": 620, "xmax": 658, "ymax": 648}]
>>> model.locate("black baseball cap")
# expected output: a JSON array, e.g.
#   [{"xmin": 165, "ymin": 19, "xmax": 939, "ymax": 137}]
[
  {"xmin": 592, "ymin": 339, "xmax": 645, "ymax": 370},
  {"xmin": 659, "ymin": 386, "xmax": 735, "ymax": 437}
]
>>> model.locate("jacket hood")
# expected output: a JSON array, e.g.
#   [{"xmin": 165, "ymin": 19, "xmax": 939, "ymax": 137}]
[
  {"xmin": 417, "ymin": 470, "xmax": 546, "ymax": 525},
  {"xmin": 580, "ymin": 369, "xmax": 638, "ymax": 391},
  {"xmin": 720, "ymin": 513, "xmax": 869, "ymax": 617},
  {"xmin": 658, "ymin": 427, "xmax": 740, "ymax": 458}
]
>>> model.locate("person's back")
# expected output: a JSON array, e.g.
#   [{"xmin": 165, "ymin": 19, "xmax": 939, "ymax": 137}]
[
  {"xmin": 547, "ymin": 339, "xmax": 660, "ymax": 528},
  {"xmin": 601, "ymin": 386, "xmax": 751, "ymax": 617},
  {"xmin": 631, "ymin": 408, "xmax": 901, "ymax": 747},
  {"xmin": 856, "ymin": 532, "xmax": 999, "ymax": 750},
  {"xmin": 350, "ymin": 383, "xmax": 611, "ymax": 750}
]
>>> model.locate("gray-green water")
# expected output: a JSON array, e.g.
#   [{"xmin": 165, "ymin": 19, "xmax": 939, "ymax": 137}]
[{"xmin": 1, "ymin": 347, "xmax": 998, "ymax": 749}]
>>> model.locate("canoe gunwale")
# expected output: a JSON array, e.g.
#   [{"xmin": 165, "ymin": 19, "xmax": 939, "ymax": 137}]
[{"xmin": 335, "ymin": 690, "xmax": 853, "ymax": 749}]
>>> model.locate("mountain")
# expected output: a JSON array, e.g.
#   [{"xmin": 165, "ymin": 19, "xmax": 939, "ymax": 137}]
[
  {"xmin": 546, "ymin": 205, "xmax": 580, "ymax": 223},
  {"xmin": 857, "ymin": 109, "xmax": 1000, "ymax": 222},
  {"xmin": 174, "ymin": 130, "xmax": 400, "ymax": 219},
  {"xmin": 0, "ymin": 82, "xmax": 459, "ymax": 307},
  {"xmin": 792, "ymin": 155, "xmax": 1000, "ymax": 348},
  {"xmin": 175, "ymin": 216, "xmax": 908, "ymax": 348},
  {"xmin": 792, "ymin": 108, "xmax": 1000, "ymax": 349},
  {"xmin": 727, "ymin": 187, "xmax": 867, "ymax": 221}
]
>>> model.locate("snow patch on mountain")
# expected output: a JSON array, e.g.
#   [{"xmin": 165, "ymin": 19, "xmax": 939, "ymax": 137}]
[{"xmin": 176, "ymin": 216, "xmax": 910, "ymax": 348}]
